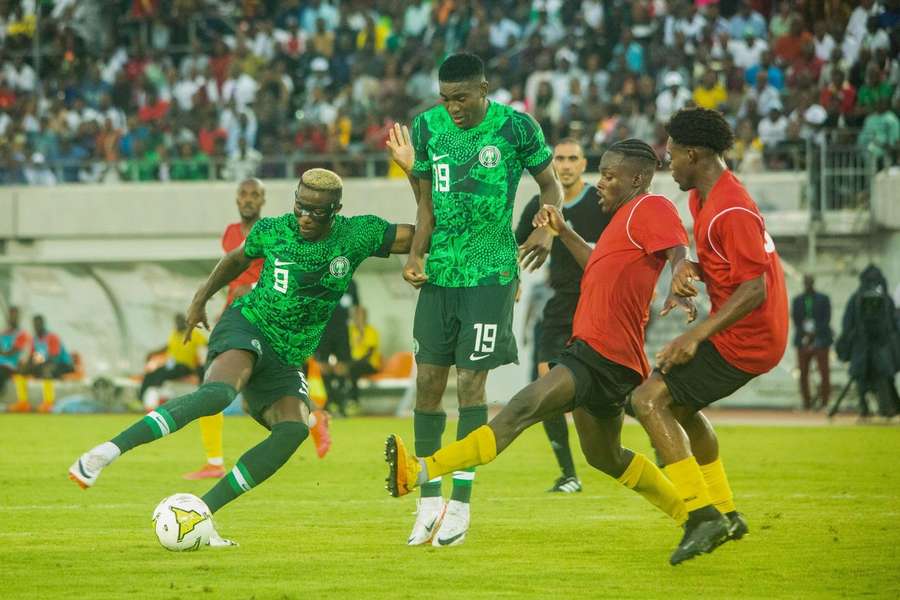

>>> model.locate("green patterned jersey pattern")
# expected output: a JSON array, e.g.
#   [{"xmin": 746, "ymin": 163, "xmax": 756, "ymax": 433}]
[
  {"xmin": 411, "ymin": 101, "xmax": 552, "ymax": 288},
  {"xmin": 234, "ymin": 213, "xmax": 396, "ymax": 366}
]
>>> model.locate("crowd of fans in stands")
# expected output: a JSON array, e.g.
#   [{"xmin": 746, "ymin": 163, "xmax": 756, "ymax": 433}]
[{"xmin": 0, "ymin": 0, "xmax": 897, "ymax": 185}]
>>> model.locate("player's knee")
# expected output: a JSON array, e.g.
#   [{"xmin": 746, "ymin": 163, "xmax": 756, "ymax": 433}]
[
  {"xmin": 415, "ymin": 369, "xmax": 447, "ymax": 410},
  {"xmin": 630, "ymin": 379, "xmax": 669, "ymax": 420},
  {"xmin": 270, "ymin": 420, "xmax": 309, "ymax": 452}
]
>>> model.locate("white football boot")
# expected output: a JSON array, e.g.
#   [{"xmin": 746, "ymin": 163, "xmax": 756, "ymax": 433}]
[
  {"xmin": 207, "ymin": 520, "xmax": 239, "ymax": 548},
  {"xmin": 68, "ymin": 442, "xmax": 121, "ymax": 489},
  {"xmin": 407, "ymin": 497, "xmax": 446, "ymax": 546},
  {"xmin": 432, "ymin": 500, "xmax": 469, "ymax": 547}
]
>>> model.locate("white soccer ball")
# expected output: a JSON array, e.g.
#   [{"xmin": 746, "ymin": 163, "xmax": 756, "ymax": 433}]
[{"xmin": 152, "ymin": 493, "xmax": 214, "ymax": 551}]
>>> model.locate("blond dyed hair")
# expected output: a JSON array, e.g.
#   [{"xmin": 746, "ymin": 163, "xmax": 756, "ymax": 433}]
[{"xmin": 300, "ymin": 168, "xmax": 343, "ymax": 192}]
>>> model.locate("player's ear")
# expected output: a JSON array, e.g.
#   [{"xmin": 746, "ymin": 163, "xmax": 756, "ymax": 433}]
[
  {"xmin": 333, "ymin": 203, "xmax": 343, "ymax": 214},
  {"xmin": 479, "ymin": 80, "xmax": 488, "ymax": 97}
]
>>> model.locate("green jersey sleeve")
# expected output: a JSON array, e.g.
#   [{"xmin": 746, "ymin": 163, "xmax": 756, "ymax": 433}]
[
  {"xmin": 351, "ymin": 215, "xmax": 397, "ymax": 259},
  {"xmin": 243, "ymin": 218, "xmax": 272, "ymax": 259},
  {"xmin": 411, "ymin": 113, "xmax": 432, "ymax": 180},
  {"xmin": 513, "ymin": 112, "xmax": 552, "ymax": 175}
]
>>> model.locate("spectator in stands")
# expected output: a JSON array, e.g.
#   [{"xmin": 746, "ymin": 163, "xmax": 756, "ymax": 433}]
[
  {"xmin": 23, "ymin": 152, "xmax": 57, "ymax": 186},
  {"xmin": 774, "ymin": 16, "xmax": 814, "ymax": 64},
  {"xmin": 792, "ymin": 275, "xmax": 833, "ymax": 411},
  {"xmin": 693, "ymin": 69, "xmax": 727, "ymax": 111},
  {"xmin": 837, "ymin": 265, "xmax": 900, "ymax": 418},
  {"xmin": 729, "ymin": 1, "xmax": 767, "ymax": 40},
  {"xmin": 655, "ymin": 71, "xmax": 692, "ymax": 125},
  {"xmin": 758, "ymin": 103, "xmax": 789, "ymax": 159},
  {"xmin": 857, "ymin": 63, "xmax": 895, "ymax": 116},
  {"xmin": 820, "ymin": 68, "xmax": 857, "ymax": 125},
  {"xmin": 728, "ymin": 25, "xmax": 769, "ymax": 71},
  {"xmin": 170, "ymin": 141, "xmax": 210, "ymax": 180},
  {"xmin": 347, "ymin": 305, "xmax": 382, "ymax": 404},
  {"xmin": 224, "ymin": 137, "xmax": 262, "ymax": 182},
  {"xmin": 859, "ymin": 97, "xmax": 900, "ymax": 168},
  {"xmin": 741, "ymin": 70, "xmax": 781, "ymax": 121},
  {"xmin": 138, "ymin": 313, "xmax": 207, "ymax": 410},
  {"xmin": 769, "ymin": 1, "xmax": 795, "ymax": 40},
  {"xmin": 812, "ymin": 20, "xmax": 836, "ymax": 62},
  {"xmin": 746, "ymin": 50, "xmax": 785, "ymax": 90}
]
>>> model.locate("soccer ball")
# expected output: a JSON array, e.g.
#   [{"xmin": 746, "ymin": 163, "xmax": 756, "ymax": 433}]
[{"xmin": 152, "ymin": 493, "xmax": 213, "ymax": 551}]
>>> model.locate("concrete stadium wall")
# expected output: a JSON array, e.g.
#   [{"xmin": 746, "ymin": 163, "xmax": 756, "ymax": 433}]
[{"xmin": 1, "ymin": 170, "xmax": 898, "ymax": 409}]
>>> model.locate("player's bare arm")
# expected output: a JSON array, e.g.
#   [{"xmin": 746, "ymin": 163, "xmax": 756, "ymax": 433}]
[
  {"xmin": 670, "ymin": 258, "xmax": 702, "ymax": 297},
  {"xmin": 403, "ymin": 185, "xmax": 433, "ymax": 288},
  {"xmin": 185, "ymin": 247, "xmax": 254, "ymax": 340},
  {"xmin": 660, "ymin": 246, "xmax": 697, "ymax": 323},
  {"xmin": 518, "ymin": 165, "xmax": 563, "ymax": 272},
  {"xmin": 390, "ymin": 224, "xmax": 416, "ymax": 254},
  {"xmin": 533, "ymin": 204, "xmax": 592, "ymax": 269},
  {"xmin": 656, "ymin": 273, "xmax": 766, "ymax": 373}
]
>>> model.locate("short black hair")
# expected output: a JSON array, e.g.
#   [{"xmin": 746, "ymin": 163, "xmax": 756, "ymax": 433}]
[
  {"xmin": 606, "ymin": 138, "xmax": 660, "ymax": 166},
  {"xmin": 666, "ymin": 107, "xmax": 735, "ymax": 154},
  {"xmin": 438, "ymin": 53, "xmax": 485, "ymax": 82}
]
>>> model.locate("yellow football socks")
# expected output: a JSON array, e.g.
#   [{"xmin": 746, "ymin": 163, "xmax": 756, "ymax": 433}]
[
  {"xmin": 39, "ymin": 379, "xmax": 55, "ymax": 410},
  {"xmin": 664, "ymin": 456, "xmax": 713, "ymax": 513},
  {"xmin": 14, "ymin": 374, "xmax": 28, "ymax": 404},
  {"xmin": 699, "ymin": 458, "xmax": 736, "ymax": 514},
  {"xmin": 424, "ymin": 425, "xmax": 497, "ymax": 481},
  {"xmin": 199, "ymin": 413, "xmax": 225, "ymax": 466},
  {"xmin": 618, "ymin": 452, "xmax": 687, "ymax": 524}
]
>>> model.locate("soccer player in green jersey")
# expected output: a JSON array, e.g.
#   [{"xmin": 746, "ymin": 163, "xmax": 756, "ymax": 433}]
[
  {"xmin": 68, "ymin": 169, "xmax": 414, "ymax": 546},
  {"xmin": 386, "ymin": 53, "xmax": 563, "ymax": 547}
]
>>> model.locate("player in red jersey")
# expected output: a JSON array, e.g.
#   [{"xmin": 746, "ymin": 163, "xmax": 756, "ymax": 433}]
[
  {"xmin": 385, "ymin": 140, "xmax": 700, "ymax": 535},
  {"xmin": 630, "ymin": 108, "xmax": 789, "ymax": 565}
]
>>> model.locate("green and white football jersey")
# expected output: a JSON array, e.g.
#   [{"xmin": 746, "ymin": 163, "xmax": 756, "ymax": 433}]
[
  {"xmin": 411, "ymin": 101, "xmax": 552, "ymax": 288},
  {"xmin": 235, "ymin": 213, "xmax": 396, "ymax": 366}
]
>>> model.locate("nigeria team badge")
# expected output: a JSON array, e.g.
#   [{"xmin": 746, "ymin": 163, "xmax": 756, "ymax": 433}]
[
  {"xmin": 329, "ymin": 256, "xmax": 351, "ymax": 278},
  {"xmin": 479, "ymin": 145, "xmax": 501, "ymax": 168}
]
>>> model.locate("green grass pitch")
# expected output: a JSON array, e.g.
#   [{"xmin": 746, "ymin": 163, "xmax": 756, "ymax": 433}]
[{"xmin": 2, "ymin": 414, "xmax": 899, "ymax": 599}]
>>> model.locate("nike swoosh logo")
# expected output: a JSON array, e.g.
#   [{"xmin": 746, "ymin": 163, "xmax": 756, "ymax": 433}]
[
  {"xmin": 432, "ymin": 154, "xmax": 449, "ymax": 162},
  {"xmin": 274, "ymin": 258, "xmax": 295, "ymax": 266},
  {"xmin": 77, "ymin": 459, "xmax": 90, "ymax": 479},
  {"xmin": 437, "ymin": 531, "xmax": 466, "ymax": 546},
  {"xmin": 468, "ymin": 353, "xmax": 490, "ymax": 361}
]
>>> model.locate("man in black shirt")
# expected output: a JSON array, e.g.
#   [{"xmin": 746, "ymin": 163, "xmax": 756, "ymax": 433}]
[{"xmin": 515, "ymin": 139, "xmax": 612, "ymax": 492}]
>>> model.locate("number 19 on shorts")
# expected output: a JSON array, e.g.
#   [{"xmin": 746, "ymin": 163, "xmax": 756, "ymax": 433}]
[{"xmin": 473, "ymin": 323, "xmax": 496, "ymax": 353}]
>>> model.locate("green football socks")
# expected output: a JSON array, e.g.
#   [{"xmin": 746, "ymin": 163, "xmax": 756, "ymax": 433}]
[
  {"xmin": 203, "ymin": 421, "xmax": 309, "ymax": 513},
  {"xmin": 414, "ymin": 409, "xmax": 447, "ymax": 498},
  {"xmin": 110, "ymin": 382, "xmax": 237, "ymax": 453}
]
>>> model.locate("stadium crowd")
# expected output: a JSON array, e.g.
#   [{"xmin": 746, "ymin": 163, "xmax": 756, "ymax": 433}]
[{"xmin": 0, "ymin": 0, "xmax": 897, "ymax": 185}]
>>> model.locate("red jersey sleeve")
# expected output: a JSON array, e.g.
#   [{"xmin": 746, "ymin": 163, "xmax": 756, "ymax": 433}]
[
  {"xmin": 712, "ymin": 210, "xmax": 770, "ymax": 285},
  {"xmin": 628, "ymin": 196, "xmax": 689, "ymax": 256}
]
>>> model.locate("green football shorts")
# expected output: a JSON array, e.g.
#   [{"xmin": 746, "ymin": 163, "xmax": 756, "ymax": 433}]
[
  {"xmin": 413, "ymin": 281, "xmax": 518, "ymax": 371},
  {"xmin": 207, "ymin": 306, "xmax": 311, "ymax": 428}
]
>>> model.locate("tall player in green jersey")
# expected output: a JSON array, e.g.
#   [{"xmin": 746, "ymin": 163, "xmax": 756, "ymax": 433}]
[
  {"xmin": 68, "ymin": 169, "xmax": 414, "ymax": 546},
  {"xmin": 387, "ymin": 53, "xmax": 563, "ymax": 547}
]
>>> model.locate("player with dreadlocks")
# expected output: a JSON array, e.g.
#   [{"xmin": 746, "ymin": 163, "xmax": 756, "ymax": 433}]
[
  {"xmin": 629, "ymin": 108, "xmax": 788, "ymax": 565},
  {"xmin": 385, "ymin": 139, "xmax": 702, "ymax": 535}
]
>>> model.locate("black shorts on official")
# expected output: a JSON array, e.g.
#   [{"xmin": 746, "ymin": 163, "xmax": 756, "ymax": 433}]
[
  {"xmin": 207, "ymin": 306, "xmax": 311, "ymax": 428},
  {"xmin": 552, "ymin": 339, "xmax": 642, "ymax": 419},
  {"xmin": 659, "ymin": 340, "xmax": 756, "ymax": 411},
  {"xmin": 537, "ymin": 320, "xmax": 572, "ymax": 365},
  {"xmin": 413, "ymin": 281, "xmax": 518, "ymax": 371}
]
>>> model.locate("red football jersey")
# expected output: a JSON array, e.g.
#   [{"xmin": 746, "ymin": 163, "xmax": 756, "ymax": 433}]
[
  {"xmin": 222, "ymin": 222, "xmax": 264, "ymax": 305},
  {"xmin": 572, "ymin": 194, "xmax": 689, "ymax": 378},
  {"xmin": 689, "ymin": 170, "xmax": 789, "ymax": 374}
]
